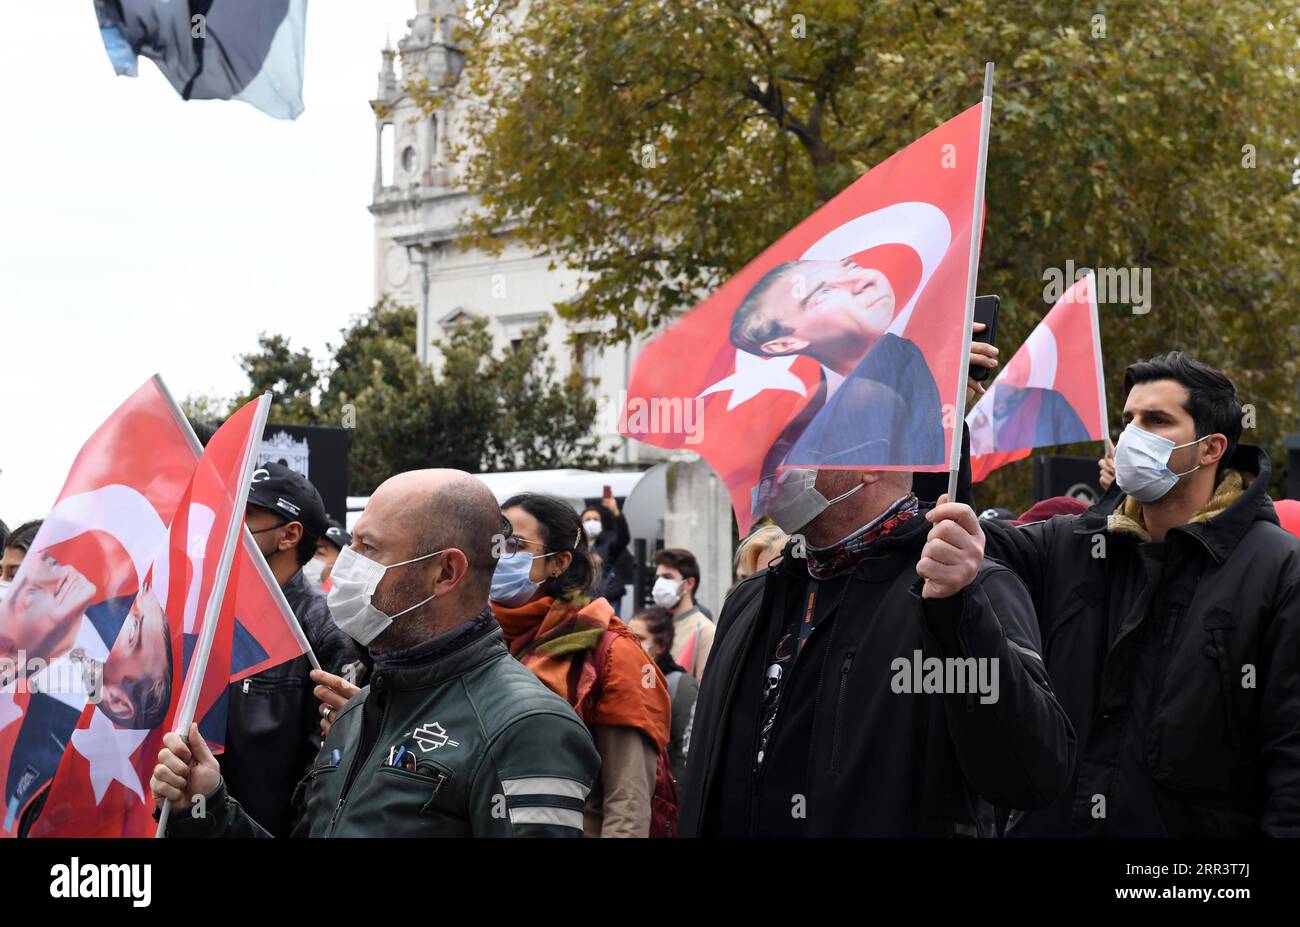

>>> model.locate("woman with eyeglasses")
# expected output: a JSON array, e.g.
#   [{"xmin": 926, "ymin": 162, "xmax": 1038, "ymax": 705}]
[{"xmin": 491, "ymin": 492, "xmax": 671, "ymax": 837}]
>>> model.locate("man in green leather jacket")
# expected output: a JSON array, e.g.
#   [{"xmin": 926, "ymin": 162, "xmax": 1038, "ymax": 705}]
[{"xmin": 150, "ymin": 469, "xmax": 600, "ymax": 838}]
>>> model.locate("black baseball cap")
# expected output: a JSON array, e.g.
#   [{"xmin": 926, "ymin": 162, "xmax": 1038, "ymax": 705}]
[
  {"xmin": 247, "ymin": 462, "xmax": 327, "ymax": 540},
  {"xmin": 322, "ymin": 517, "xmax": 352, "ymax": 551}
]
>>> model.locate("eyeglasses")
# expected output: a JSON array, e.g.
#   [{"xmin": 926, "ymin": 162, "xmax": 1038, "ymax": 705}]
[{"xmin": 503, "ymin": 535, "xmax": 547, "ymax": 556}]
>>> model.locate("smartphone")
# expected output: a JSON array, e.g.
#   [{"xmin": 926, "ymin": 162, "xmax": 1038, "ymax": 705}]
[
  {"xmin": 969, "ymin": 294, "xmax": 1000, "ymax": 382},
  {"xmin": 602, "ymin": 484, "xmax": 613, "ymax": 500}
]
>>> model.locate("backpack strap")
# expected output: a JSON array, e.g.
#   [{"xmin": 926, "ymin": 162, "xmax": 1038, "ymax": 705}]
[{"xmin": 588, "ymin": 628, "xmax": 621, "ymax": 708}]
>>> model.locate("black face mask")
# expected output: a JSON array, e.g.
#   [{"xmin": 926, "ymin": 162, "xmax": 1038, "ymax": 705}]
[{"xmin": 249, "ymin": 522, "xmax": 286, "ymax": 558}]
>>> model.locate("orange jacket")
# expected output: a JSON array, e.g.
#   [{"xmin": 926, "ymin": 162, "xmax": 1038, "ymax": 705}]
[{"xmin": 494, "ymin": 595, "xmax": 670, "ymax": 754}]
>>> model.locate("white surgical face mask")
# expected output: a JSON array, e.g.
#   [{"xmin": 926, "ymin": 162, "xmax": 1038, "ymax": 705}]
[
  {"xmin": 651, "ymin": 576, "xmax": 684, "ymax": 609},
  {"xmin": 582, "ymin": 518, "xmax": 603, "ymax": 540},
  {"xmin": 326, "ymin": 545, "xmax": 446, "ymax": 647},
  {"xmin": 1113, "ymin": 423, "xmax": 1208, "ymax": 503},
  {"xmin": 301, "ymin": 557, "xmax": 326, "ymax": 586},
  {"xmin": 0, "ymin": 579, "xmax": 9, "ymax": 603},
  {"xmin": 764, "ymin": 468, "xmax": 865, "ymax": 534}
]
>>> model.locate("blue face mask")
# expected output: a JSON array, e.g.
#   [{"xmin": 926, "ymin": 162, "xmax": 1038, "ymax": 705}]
[{"xmin": 490, "ymin": 549, "xmax": 557, "ymax": 607}]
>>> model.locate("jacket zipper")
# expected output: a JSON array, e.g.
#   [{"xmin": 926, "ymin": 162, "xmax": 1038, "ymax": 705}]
[
  {"xmin": 328, "ymin": 690, "xmax": 390, "ymax": 837},
  {"xmin": 829, "ymin": 650, "xmax": 854, "ymax": 772},
  {"xmin": 1209, "ymin": 629, "xmax": 1246, "ymax": 754}
]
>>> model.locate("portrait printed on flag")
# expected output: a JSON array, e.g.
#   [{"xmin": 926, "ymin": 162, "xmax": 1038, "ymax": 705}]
[
  {"xmin": 624, "ymin": 103, "xmax": 985, "ymax": 532},
  {"xmin": 966, "ymin": 272, "xmax": 1108, "ymax": 481},
  {"xmin": 0, "ymin": 550, "xmax": 97, "ymax": 668},
  {"xmin": 735, "ymin": 222, "xmax": 954, "ymax": 518}
]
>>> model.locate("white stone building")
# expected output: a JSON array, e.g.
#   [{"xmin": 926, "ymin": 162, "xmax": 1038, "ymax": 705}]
[
  {"xmin": 367, "ymin": 1, "xmax": 735, "ymax": 608},
  {"xmin": 368, "ymin": 0, "xmax": 658, "ymax": 467}
]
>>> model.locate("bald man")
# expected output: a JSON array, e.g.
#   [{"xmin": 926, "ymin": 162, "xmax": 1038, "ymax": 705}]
[{"xmin": 151, "ymin": 469, "xmax": 601, "ymax": 837}]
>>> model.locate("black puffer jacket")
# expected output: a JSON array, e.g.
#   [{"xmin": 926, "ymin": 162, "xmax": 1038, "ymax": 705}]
[
  {"xmin": 678, "ymin": 509, "xmax": 1074, "ymax": 836},
  {"xmin": 217, "ymin": 569, "xmax": 363, "ymax": 837},
  {"xmin": 983, "ymin": 445, "xmax": 1300, "ymax": 836}
]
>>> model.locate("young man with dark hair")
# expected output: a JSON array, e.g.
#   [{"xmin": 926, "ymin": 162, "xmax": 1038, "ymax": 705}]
[
  {"xmin": 983, "ymin": 351, "xmax": 1300, "ymax": 836},
  {"xmin": 653, "ymin": 548, "xmax": 714, "ymax": 682}
]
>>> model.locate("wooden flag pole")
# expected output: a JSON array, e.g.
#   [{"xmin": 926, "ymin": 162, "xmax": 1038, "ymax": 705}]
[
  {"xmin": 947, "ymin": 62, "xmax": 995, "ymax": 502},
  {"xmin": 157, "ymin": 392, "xmax": 272, "ymax": 838}
]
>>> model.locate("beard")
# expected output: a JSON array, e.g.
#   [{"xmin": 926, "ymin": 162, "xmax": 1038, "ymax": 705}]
[{"xmin": 367, "ymin": 568, "xmax": 434, "ymax": 654}]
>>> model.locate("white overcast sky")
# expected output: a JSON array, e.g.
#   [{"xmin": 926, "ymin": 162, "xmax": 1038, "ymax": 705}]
[{"xmin": 0, "ymin": 1, "xmax": 420, "ymax": 524}]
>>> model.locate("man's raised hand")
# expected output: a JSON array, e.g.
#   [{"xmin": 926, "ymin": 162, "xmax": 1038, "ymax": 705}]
[
  {"xmin": 917, "ymin": 494, "xmax": 985, "ymax": 599},
  {"xmin": 150, "ymin": 723, "xmax": 220, "ymax": 812}
]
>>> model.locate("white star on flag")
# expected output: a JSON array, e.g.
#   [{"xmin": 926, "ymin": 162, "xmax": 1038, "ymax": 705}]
[
  {"xmin": 0, "ymin": 690, "xmax": 21, "ymax": 735},
  {"xmin": 697, "ymin": 351, "xmax": 807, "ymax": 411},
  {"xmin": 70, "ymin": 708, "xmax": 150, "ymax": 806}
]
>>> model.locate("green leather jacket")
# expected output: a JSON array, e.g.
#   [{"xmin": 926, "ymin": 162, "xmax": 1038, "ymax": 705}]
[{"xmin": 165, "ymin": 608, "xmax": 601, "ymax": 838}]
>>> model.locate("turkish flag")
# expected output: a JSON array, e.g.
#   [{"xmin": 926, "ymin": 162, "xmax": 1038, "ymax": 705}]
[
  {"xmin": 968, "ymin": 271, "xmax": 1108, "ymax": 482},
  {"xmin": 623, "ymin": 103, "xmax": 986, "ymax": 531},
  {"xmin": 0, "ymin": 378, "xmax": 304, "ymax": 837},
  {"xmin": 29, "ymin": 398, "xmax": 265, "ymax": 838}
]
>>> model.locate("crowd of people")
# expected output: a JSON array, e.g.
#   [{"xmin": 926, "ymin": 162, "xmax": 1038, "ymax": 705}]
[{"xmin": 4, "ymin": 349, "xmax": 1299, "ymax": 838}]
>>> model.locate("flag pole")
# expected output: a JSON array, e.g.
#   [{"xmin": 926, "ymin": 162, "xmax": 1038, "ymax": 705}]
[
  {"xmin": 153, "ymin": 374, "xmax": 320, "ymax": 672},
  {"xmin": 947, "ymin": 62, "xmax": 995, "ymax": 502},
  {"xmin": 156, "ymin": 392, "xmax": 272, "ymax": 838},
  {"xmin": 1086, "ymin": 272, "xmax": 1114, "ymax": 457}
]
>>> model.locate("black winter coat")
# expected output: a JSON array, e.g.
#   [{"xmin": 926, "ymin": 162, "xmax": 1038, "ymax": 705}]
[
  {"xmin": 678, "ymin": 510, "xmax": 1075, "ymax": 836},
  {"xmin": 983, "ymin": 445, "xmax": 1300, "ymax": 836},
  {"xmin": 217, "ymin": 569, "xmax": 364, "ymax": 837}
]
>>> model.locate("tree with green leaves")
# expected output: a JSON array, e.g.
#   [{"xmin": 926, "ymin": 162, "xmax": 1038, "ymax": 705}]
[
  {"xmin": 229, "ymin": 333, "xmax": 323, "ymax": 425},
  {"xmin": 204, "ymin": 299, "xmax": 610, "ymax": 495},
  {"xmin": 420, "ymin": 0, "xmax": 1299, "ymax": 509}
]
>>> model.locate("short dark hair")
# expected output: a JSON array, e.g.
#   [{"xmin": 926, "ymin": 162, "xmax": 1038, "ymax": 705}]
[
  {"xmin": 730, "ymin": 261, "xmax": 798, "ymax": 355},
  {"xmin": 1124, "ymin": 352, "xmax": 1243, "ymax": 476},
  {"xmin": 502, "ymin": 493, "xmax": 594, "ymax": 602},
  {"xmin": 117, "ymin": 658, "xmax": 172, "ymax": 729},
  {"xmin": 294, "ymin": 525, "xmax": 319, "ymax": 567},
  {"xmin": 3, "ymin": 520, "xmax": 42, "ymax": 555},
  {"xmin": 99, "ymin": 594, "xmax": 175, "ymax": 730},
  {"xmin": 654, "ymin": 547, "xmax": 700, "ymax": 599},
  {"xmin": 631, "ymin": 606, "xmax": 675, "ymax": 654}
]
